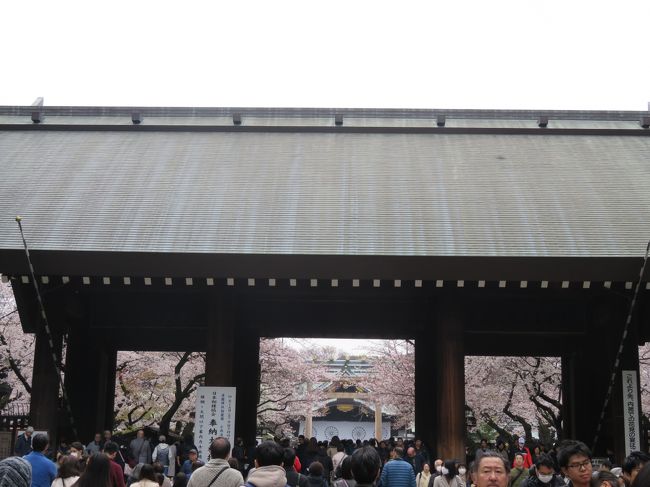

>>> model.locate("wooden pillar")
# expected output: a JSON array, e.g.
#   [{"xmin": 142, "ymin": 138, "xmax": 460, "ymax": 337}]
[
  {"xmin": 435, "ymin": 305, "xmax": 465, "ymax": 462},
  {"xmin": 563, "ymin": 346, "xmax": 610, "ymax": 450},
  {"xmin": 305, "ymin": 413, "xmax": 313, "ymax": 438},
  {"xmin": 233, "ymin": 327, "xmax": 259, "ymax": 448},
  {"xmin": 65, "ymin": 327, "xmax": 117, "ymax": 442},
  {"xmin": 103, "ymin": 349, "xmax": 117, "ymax": 432},
  {"xmin": 563, "ymin": 297, "xmax": 635, "ymax": 461},
  {"xmin": 415, "ymin": 331, "xmax": 436, "ymax": 456},
  {"xmin": 30, "ymin": 330, "xmax": 62, "ymax": 444},
  {"xmin": 374, "ymin": 402, "xmax": 383, "ymax": 440},
  {"xmin": 205, "ymin": 294, "xmax": 235, "ymax": 387}
]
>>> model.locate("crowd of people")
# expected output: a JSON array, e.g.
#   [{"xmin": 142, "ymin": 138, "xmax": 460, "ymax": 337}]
[
  {"xmin": 2, "ymin": 430, "xmax": 650, "ymax": 487},
  {"xmin": 4, "ymin": 427, "xmax": 201, "ymax": 487}
]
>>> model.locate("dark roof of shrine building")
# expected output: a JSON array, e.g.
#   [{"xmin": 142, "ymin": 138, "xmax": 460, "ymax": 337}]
[{"xmin": 1, "ymin": 105, "xmax": 649, "ymax": 281}]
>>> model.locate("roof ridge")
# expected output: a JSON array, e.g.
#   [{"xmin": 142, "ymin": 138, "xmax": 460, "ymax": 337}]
[{"xmin": 1, "ymin": 105, "xmax": 648, "ymax": 121}]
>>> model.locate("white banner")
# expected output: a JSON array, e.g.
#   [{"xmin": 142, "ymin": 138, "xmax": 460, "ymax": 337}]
[
  {"xmin": 622, "ymin": 370, "xmax": 640, "ymax": 457},
  {"xmin": 299, "ymin": 421, "xmax": 391, "ymax": 442},
  {"xmin": 194, "ymin": 387, "xmax": 236, "ymax": 462}
]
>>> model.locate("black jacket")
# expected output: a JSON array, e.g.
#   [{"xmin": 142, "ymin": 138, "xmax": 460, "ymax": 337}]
[
  {"xmin": 521, "ymin": 474, "xmax": 565, "ymax": 487},
  {"xmin": 307, "ymin": 475, "xmax": 329, "ymax": 487},
  {"xmin": 287, "ymin": 469, "xmax": 310, "ymax": 487}
]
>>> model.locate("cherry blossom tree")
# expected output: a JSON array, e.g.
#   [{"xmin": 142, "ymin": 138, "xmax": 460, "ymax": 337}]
[
  {"xmin": 360, "ymin": 339, "xmax": 415, "ymax": 429},
  {"xmin": 0, "ymin": 280, "xmax": 34, "ymax": 409},
  {"xmin": 465, "ymin": 356, "xmax": 562, "ymax": 444},
  {"xmin": 114, "ymin": 338, "xmax": 332, "ymax": 437},
  {"xmin": 356, "ymin": 339, "xmax": 564, "ymax": 441},
  {"xmin": 114, "ymin": 350, "xmax": 206, "ymax": 435},
  {"xmin": 257, "ymin": 338, "xmax": 331, "ymax": 436}
]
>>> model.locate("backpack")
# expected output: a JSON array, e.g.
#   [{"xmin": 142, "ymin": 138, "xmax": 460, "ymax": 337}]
[{"xmin": 156, "ymin": 445, "xmax": 170, "ymax": 465}]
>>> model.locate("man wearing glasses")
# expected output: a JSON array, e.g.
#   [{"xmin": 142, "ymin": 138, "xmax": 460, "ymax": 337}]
[{"xmin": 557, "ymin": 441, "xmax": 592, "ymax": 487}]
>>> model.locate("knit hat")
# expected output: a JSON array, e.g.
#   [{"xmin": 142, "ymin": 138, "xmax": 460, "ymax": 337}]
[{"xmin": 0, "ymin": 457, "xmax": 31, "ymax": 487}]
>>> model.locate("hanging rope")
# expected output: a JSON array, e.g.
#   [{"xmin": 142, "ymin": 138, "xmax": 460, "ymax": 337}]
[
  {"xmin": 15, "ymin": 216, "xmax": 77, "ymax": 438},
  {"xmin": 592, "ymin": 240, "xmax": 650, "ymax": 451}
]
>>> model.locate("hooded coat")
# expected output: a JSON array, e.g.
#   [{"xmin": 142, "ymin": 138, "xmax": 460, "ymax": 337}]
[{"xmin": 247, "ymin": 465, "xmax": 288, "ymax": 487}]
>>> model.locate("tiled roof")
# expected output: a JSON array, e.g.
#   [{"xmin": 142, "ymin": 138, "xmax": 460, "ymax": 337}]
[{"xmin": 1, "ymin": 106, "xmax": 649, "ymax": 263}]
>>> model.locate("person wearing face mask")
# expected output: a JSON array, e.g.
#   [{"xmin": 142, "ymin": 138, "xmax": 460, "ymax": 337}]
[
  {"xmin": 68, "ymin": 441, "xmax": 88, "ymax": 474},
  {"xmin": 520, "ymin": 454, "xmax": 563, "ymax": 487},
  {"xmin": 456, "ymin": 464, "xmax": 468, "ymax": 487},
  {"xmin": 431, "ymin": 461, "xmax": 463, "ymax": 487},
  {"xmin": 431, "ymin": 459, "xmax": 444, "ymax": 479},
  {"xmin": 68, "ymin": 442, "xmax": 85, "ymax": 459}
]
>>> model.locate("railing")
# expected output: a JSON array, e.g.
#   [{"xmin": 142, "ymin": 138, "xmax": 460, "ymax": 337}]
[{"xmin": 0, "ymin": 403, "xmax": 30, "ymax": 418}]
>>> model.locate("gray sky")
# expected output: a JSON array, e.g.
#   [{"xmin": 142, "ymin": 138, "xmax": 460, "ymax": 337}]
[
  {"xmin": 1, "ymin": 0, "xmax": 649, "ymax": 110},
  {"xmin": 279, "ymin": 337, "xmax": 384, "ymax": 355}
]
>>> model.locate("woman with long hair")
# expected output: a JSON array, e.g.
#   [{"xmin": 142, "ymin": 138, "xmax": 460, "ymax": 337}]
[
  {"xmin": 431, "ymin": 460, "xmax": 463, "ymax": 487},
  {"xmin": 73, "ymin": 453, "xmax": 111, "ymax": 487},
  {"xmin": 334, "ymin": 456, "xmax": 356, "ymax": 487},
  {"xmin": 52, "ymin": 455, "xmax": 81, "ymax": 487},
  {"xmin": 416, "ymin": 463, "xmax": 431, "ymax": 487},
  {"xmin": 130, "ymin": 464, "xmax": 159, "ymax": 487}
]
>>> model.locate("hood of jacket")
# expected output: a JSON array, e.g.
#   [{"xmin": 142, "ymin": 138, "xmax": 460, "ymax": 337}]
[{"xmin": 248, "ymin": 465, "xmax": 287, "ymax": 487}]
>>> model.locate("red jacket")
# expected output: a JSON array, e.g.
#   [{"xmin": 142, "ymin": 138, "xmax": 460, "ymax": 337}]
[
  {"xmin": 512, "ymin": 447, "xmax": 533, "ymax": 469},
  {"xmin": 109, "ymin": 459, "xmax": 126, "ymax": 487}
]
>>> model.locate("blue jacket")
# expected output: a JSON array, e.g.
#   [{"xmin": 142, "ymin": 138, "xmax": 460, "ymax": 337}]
[
  {"xmin": 181, "ymin": 459, "xmax": 193, "ymax": 477},
  {"xmin": 380, "ymin": 458, "xmax": 416, "ymax": 487},
  {"xmin": 24, "ymin": 451, "xmax": 57, "ymax": 487}
]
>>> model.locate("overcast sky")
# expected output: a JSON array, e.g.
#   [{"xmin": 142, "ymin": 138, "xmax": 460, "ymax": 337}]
[
  {"xmin": 1, "ymin": 0, "xmax": 649, "ymax": 110},
  {"xmin": 285, "ymin": 338, "xmax": 385, "ymax": 355}
]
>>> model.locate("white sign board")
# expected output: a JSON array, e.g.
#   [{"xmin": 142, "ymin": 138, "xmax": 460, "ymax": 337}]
[
  {"xmin": 194, "ymin": 387, "xmax": 236, "ymax": 462},
  {"xmin": 299, "ymin": 421, "xmax": 391, "ymax": 442},
  {"xmin": 622, "ymin": 370, "xmax": 641, "ymax": 457}
]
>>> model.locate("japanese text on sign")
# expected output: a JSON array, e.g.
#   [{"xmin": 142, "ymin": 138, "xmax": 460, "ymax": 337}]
[
  {"xmin": 194, "ymin": 386, "xmax": 236, "ymax": 462},
  {"xmin": 622, "ymin": 371, "xmax": 640, "ymax": 457}
]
